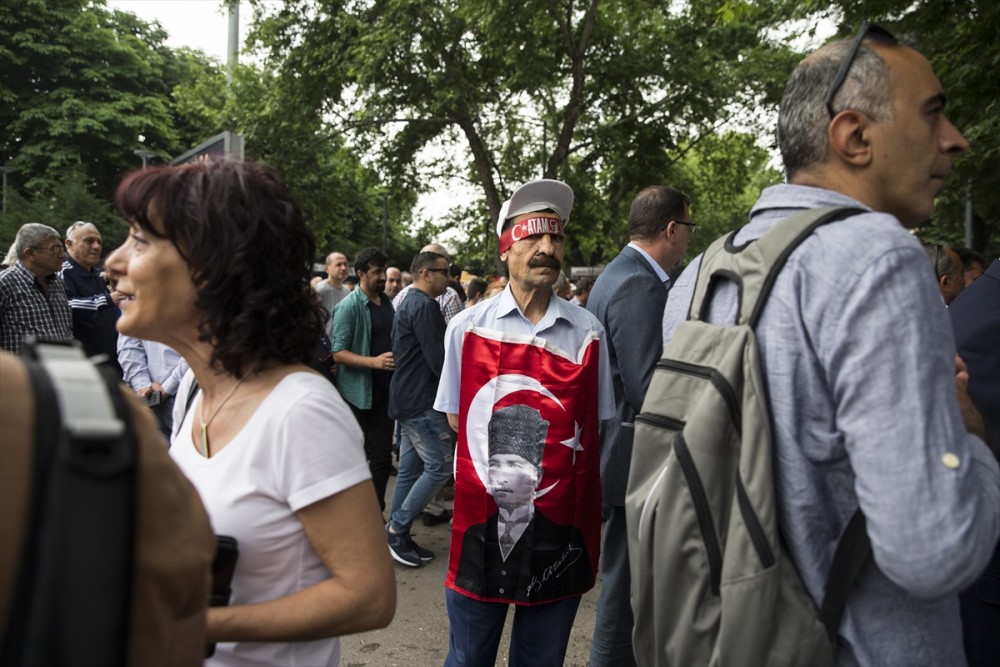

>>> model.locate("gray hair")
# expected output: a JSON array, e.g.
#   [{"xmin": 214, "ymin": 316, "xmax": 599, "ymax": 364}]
[
  {"xmin": 65, "ymin": 220, "xmax": 98, "ymax": 240},
  {"xmin": 777, "ymin": 38, "xmax": 896, "ymax": 179},
  {"xmin": 14, "ymin": 223, "xmax": 61, "ymax": 260},
  {"xmin": 923, "ymin": 242, "xmax": 960, "ymax": 281}
]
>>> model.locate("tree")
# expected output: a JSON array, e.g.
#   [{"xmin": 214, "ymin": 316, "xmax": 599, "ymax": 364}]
[
  {"xmin": 170, "ymin": 59, "xmax": 421, "ymax": 266},
  {"xmin": 671, "ymin": 131, "xmax": 783, "ymax": 262},
  {"xmin": 1, "ymin": 0, "xmax": 226, "ymax": 248},
  {"xmin": 245, "ymin": 0, "xmax": 801, "ymax": 269}
]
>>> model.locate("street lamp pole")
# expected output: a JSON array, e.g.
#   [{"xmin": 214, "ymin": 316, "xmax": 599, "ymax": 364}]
[
  {"xmin": 134, "ymin": 150, "xmax": 157, "ymax": 169},
  {"xmin": 0, "ymin": 167, "xmax": 11, "ymax": 215}
]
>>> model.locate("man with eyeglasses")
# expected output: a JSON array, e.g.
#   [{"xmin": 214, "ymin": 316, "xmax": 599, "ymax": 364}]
[
  {"xmin": 0, "ymin": 223, "xmax": 73, "ymax": 353},
  {"xmin": 61, "ymin": 221, "xmax": 121, "ymax": 374},
  {"xmin": 585, "ymin": 184, "xmax": 692, "ymax": 667},
  {"xmin": 392, "ymin": 242, "xmax": 464, "ymax": 526},
  {"xmin": 661, "ymin": 23, "xmax": 997, "ymax": 665},
  {"xmin": 384, "ymin": 250, "xmax": 453, "ymax": 567}
]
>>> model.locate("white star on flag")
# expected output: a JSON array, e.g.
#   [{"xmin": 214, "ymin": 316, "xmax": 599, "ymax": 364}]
[{"xmin": 561, "ymin": 421, "xmax": 584, "ymax": 464}]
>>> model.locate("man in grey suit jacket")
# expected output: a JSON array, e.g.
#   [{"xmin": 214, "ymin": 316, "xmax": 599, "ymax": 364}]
[{"xmin": 586, "ymin": 185, "xmax": 693, "ymax": 666}]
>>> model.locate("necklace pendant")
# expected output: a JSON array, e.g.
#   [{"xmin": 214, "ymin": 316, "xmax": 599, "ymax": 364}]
[{"xmin": 200, "ymin": 424, "xmax": 209, "ymax": 458}]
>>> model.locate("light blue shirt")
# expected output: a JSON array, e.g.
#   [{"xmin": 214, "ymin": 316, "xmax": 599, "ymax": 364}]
[
  {"xmin": 662, "ymin": 183, "xmax": 1000, "ymax": 666},
  {"xmin": 434, "ymin": 286, "xmax": 615, "ymax": 420},
  {"xmin": 117, "ymin": 334, "xmax": 188, "ymax": 396}
]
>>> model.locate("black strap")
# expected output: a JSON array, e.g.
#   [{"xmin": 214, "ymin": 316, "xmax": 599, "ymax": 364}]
[
  {"xmin": 0, "ymin": 358, "xmax": 60, "ymax": 665},
  {"xmin": 1, "ymin": 344, "xmax": 137, "ymax": 667},
  {"xmin": 819, "ymin": 508, "xmax": 871, "ymax": 642}
]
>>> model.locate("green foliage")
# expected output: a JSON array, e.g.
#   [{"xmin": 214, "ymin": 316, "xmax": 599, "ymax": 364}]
[
  {"xmin": 189, "ymin": 62, "xmax": 421, "ymax": 266},
  {"xmin": 0, "ymin": 170, "xmax": 127, "ymax": 252},
  {"xmin": 245, "ymin": 0, "xmax": 799, "ymax": 271},
  {"xmin": 672, "ymin": 132, "xmax": 784, "ymax": 262},
  {"xmin": 1, "ymin": 0, "xmax": 228, "ymax": 251}
]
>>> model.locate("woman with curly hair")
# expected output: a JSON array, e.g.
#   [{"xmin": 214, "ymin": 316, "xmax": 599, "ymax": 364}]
[{"xmin": 105, "ymin": 158, "xmax": 395, "ymax": 666}]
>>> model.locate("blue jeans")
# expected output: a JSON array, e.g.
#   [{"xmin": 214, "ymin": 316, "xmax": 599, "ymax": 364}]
[
  {"xmin": 445, "ymin": 589, "xmax": 581, "ymax": 667},
  {"xmin": 388, "ymin": 409, "xmax": 453, "ymax": 534},
  {"xmin": 589, "ymin": 504, "xmax": 637, "ymax": 666}
]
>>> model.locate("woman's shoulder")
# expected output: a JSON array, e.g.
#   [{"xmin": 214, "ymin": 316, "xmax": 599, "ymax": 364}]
[
  {"xmin": 251, "ymin": 369, "xmax": 362, "ymax": 453},
  {"xmin": 265, "ymin": 369, "xmax": 346, "ymax": 411}
]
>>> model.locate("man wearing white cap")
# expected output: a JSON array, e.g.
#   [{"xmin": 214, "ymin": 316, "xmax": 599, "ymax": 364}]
[{"xmin": 434, "ymin": 180, "xmax": 615, "ymax": 666}]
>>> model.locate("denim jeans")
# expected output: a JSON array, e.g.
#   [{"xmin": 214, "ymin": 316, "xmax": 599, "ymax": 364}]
[
  {"xmin": 444, "ymin": 588, "xmax": 581, "ymax": 666},
  {"xmin": 388, "ymin": 409, "xmax": 453, "ymax": 533}
]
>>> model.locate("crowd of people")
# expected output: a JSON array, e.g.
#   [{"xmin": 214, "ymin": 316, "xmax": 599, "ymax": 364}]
[{"xmin": 1, "ymin": 23, "xmax": 998, "ymax": 667}]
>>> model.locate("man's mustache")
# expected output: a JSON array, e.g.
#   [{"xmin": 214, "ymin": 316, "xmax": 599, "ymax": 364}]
[{"xmin": 528, "ymin": 255, "xmax": 561, "ymax": 269}]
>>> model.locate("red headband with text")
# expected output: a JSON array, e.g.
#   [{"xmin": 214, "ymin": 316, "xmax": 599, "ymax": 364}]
[{"xmin": 498, "ymin": 214, "xmax": 565, "ymax": 254}]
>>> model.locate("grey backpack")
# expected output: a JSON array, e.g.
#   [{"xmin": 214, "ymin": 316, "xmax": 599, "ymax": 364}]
[{"xmin": 625, "ymin": 207, "xmax": 870, "ymax": 667}]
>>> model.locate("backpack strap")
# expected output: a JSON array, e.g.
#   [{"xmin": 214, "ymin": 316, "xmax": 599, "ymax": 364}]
[
  {"xmin": 1, "ymin": 341, "xmax": 137, "ymax": 667},
  {"xmin": 686, "ymin": 206, "xmax": 872, "ymax": 642},
  {"xmin": 819, "ymin": 509, "xmax": 871, "ymax": 642},
  {"xmin": 689, "ymin": 207, "xmax": 864, "ymax": 327}
]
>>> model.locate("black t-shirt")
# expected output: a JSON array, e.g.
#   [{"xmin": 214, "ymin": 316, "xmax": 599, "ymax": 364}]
[{"xmin": 367, "ymin": 295, "xmax": 393, "ymax": 392}]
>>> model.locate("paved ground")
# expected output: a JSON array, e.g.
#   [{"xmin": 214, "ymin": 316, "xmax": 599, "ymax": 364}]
[{"xmin": 340, "ymin": 485, "xmax": 600, "ymax": 667}]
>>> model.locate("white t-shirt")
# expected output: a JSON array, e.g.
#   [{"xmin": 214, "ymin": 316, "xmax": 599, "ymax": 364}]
[{"xmin": 172, "ymin": 371, "xmax": 369, "ymax": 667}]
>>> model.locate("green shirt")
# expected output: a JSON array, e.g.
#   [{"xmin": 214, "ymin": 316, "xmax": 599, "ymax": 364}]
[{"xmin": 331, "ymin": 287, "xmax": 394, "ymax": 409}]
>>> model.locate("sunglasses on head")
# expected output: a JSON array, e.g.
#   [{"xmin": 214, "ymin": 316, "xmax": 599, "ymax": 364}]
[{"xmin": 825, "ymin": 20, "xmax": 898, "ymax": 119}]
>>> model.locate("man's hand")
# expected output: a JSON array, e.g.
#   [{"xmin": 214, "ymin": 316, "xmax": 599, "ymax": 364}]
[
  {"xmin": 955, "ymin": 355, "xmax": 987, "ymax": 441},
  {"xmin": 136, "ymin": 385, "xmax": 153, "ymax": 398},
  {"xmin": 371, "ymin": 352, "xmax": 395, "ymax": 371},
  {"xmin": 151, "ymin": 381, "xmax": 170, "ymax": 399}
]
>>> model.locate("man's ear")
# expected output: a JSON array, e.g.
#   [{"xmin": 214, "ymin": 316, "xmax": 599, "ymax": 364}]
[
  {"xmin": 940, "ymin": 272, "xmax": 960, "ymax": 299},
  {"xmin": 827, "ymin": 110, "xmax": 874, "ymax": 167}
]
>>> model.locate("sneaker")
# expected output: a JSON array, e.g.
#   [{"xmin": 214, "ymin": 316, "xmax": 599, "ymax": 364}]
[
  {"xmin": 421, "ymin": 509, "xmax": 453, "ymax": 527},
  {"xmin": 386, "ymin": 526, "xmax": 422, "ymax": 567},
  {"xmin": 406, "ymin": 534, "xmax": 435, "ymax": 562}
]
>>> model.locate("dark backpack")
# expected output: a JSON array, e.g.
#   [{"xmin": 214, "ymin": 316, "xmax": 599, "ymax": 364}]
[
  {"xmin": 2, "ymin": 340, "xmax": 136, "ymax": 666},
  {"xmin": 625, "ymin": 207, "xmax": 871, "ymax": 667}
]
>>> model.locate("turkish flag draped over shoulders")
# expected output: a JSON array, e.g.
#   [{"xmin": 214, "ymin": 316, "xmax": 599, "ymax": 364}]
[{"xmin": 447, "ymin": 326, "xmax": 602, "ymax": 605}]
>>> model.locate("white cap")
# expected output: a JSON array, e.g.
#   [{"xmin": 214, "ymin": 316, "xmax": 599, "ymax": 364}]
[{"xmin": 495, "ymin": 179, "xmax": 574, "ymax": 238}]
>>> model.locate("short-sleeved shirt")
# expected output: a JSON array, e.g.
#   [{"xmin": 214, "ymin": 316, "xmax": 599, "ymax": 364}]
[
  {"xmin": 367, "ymin": 298, "xmax": 393, "ymax": 393},
  {"xmin": 434, "ymin": 285, "xmax": 615, "ymax": 421},
  {"xmin": 0, "ymin": 261, "xmax": 73, "ymax": 353},
  {"xmin": 171, "ymin": 371, "xmax": 370, "ymax": 667}
]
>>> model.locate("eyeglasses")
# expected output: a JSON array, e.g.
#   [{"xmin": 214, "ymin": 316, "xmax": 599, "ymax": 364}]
[
  {"xmin": 425, "ymin": 267, "xmax": 450, "ymax": 275},
  {"xmin": 29, "ymin": 244, "xmax": 65, "ymax": 254},
  {"xmin": 825, "ymin": 20, "xmax": 898, "ymax": 118},
  {"xmin": 671, "ymin": 220, "xmax": 697, "ymax": 230}
]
